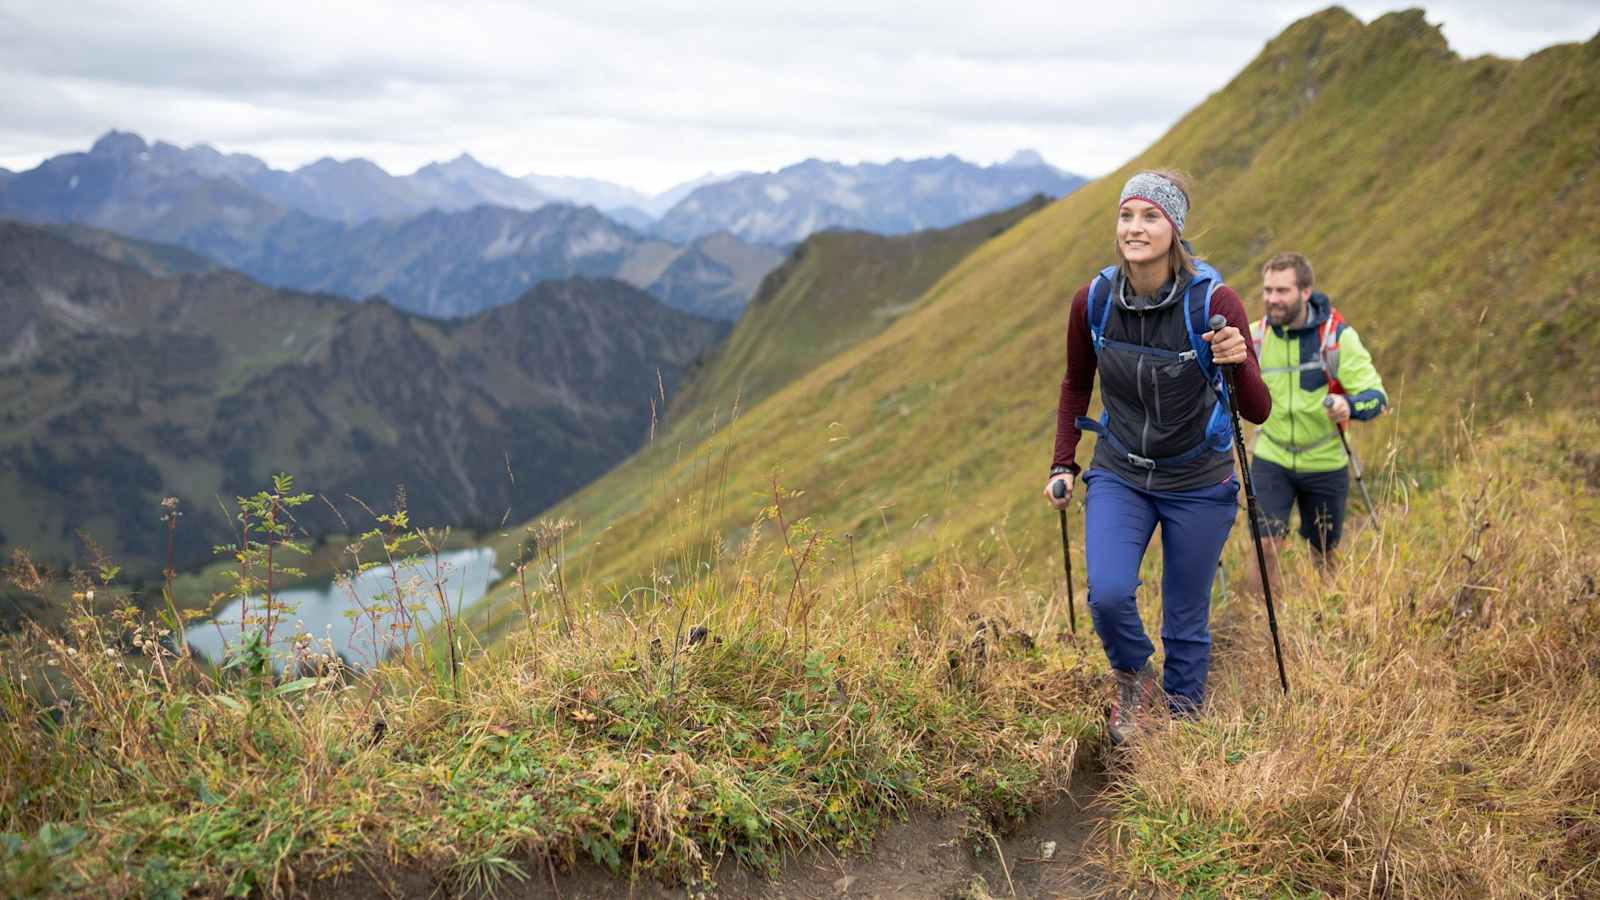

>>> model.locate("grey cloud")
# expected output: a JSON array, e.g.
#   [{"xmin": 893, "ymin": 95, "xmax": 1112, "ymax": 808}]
[
  {"xmin": 0, "ymin": 7, "xmax": 574, "ymax": 98},
  {"xmin": 0, "ymin": 0, "xmax": 1596, "ymax": 189}
]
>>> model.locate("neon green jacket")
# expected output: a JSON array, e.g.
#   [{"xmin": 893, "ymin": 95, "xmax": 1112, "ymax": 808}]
[{"xmin": 1251, "ymin": 293, "xmax": 1387, "ymax": 473}]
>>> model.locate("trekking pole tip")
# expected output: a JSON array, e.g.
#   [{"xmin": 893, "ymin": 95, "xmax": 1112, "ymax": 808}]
[{"xmin": 1208, "ymin": 314, "xmax": 1227, "ymax": 332}]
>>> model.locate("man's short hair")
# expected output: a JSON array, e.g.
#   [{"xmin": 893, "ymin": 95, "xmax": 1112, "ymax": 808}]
[{"xmin": 1262, "ymin": 252, "xmax": 1314, "ymax": 291}]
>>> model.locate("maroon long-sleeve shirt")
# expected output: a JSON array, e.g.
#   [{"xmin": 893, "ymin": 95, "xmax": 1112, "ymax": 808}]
[{"xmin": 1051, "ymin": 282, "xmax": 1270, "ymax": 474}]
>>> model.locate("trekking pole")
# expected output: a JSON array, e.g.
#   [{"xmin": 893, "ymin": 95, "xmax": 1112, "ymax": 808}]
[
  {"xmin": 1051, "ymin": 479, "xmax": 1078, "ymax": 637},
  {"xmin": 1210, "ymin": 315, "xmax": 1289, "ymax": 695},
  {"xmin": 1323, "ymin": 396, "xmax": 1382, "ymax": 534}
]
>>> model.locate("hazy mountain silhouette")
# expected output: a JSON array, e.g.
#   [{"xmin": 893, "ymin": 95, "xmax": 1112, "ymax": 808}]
[
  {"xmin": 0, "ymin": 134, "xmax": 783, "ymax": 320},
  {"xmin": 654, "ymin": 154, "xmax": 1084, "ymax": 245}
]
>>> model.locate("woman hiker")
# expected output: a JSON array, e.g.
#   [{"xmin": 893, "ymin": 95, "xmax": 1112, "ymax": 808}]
[{"xmin": 1043, "ymin": 170, "xmax": 1271, "ymax": 745}]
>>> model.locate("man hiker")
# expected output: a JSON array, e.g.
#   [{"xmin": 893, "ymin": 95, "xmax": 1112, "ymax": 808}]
[{"xmin": 1250, "ymin": 252, "xmax": 1387, "ymax": 585}]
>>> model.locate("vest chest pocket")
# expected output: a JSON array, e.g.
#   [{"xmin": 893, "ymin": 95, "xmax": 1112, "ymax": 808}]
[{"xmin": 1151, "ymin": 358, "xmax": 1210, "ymax": 427}]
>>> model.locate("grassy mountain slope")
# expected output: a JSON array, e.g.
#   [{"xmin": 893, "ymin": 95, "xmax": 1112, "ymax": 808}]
[
  {"xmin": 483, "ymin": 7, "xmax": 1600, "ymax": 604},
  {"xmin": 35, "ymin": 223, "xmax": 219, "ymax": 277},
  {"xmin": 0, "ymin": 223, "xmax": 726, "ymax": 576},
  {"xmin": 672, "ymin": 196, "xmax": 1050, "ymax": 420}
]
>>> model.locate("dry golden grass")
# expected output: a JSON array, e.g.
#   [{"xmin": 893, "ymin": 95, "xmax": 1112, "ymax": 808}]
[
  {"xmin": 1108, "ymin": 414, "xmax": 1600, "ymax": 897},
  {"xmin": 0, "ymin": 486, "xmax": 1103, "ymax": 898}
]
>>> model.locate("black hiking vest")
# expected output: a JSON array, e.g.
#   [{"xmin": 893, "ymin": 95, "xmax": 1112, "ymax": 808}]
[{"xmin": 1092, "ymin": 275, "xmax": 1235, "ymax": 491}]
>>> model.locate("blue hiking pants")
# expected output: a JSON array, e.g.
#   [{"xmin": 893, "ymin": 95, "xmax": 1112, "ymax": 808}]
[{"xmin": 1082, "ymin": 467, "xmax": 1239, "ymax": 712}]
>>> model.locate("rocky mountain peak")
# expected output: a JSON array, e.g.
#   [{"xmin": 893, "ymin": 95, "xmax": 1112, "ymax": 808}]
[
  {"xmin": 419, "ymin": 152, "xmax": 490, "ymax": 177},
  {"xmin": 1001, "ymin": 149, "xmax": 1049, "ymax": 168},
  {"xmin": 89, "ymin": 130, "xmax": 149, "ymax": 159},
  {"xmin": 299, "ymin": 156, "xmax": 389, "ymax": 177}
]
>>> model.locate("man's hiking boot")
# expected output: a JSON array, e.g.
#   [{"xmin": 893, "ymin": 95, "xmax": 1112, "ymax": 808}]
[{"xmin": 1108, "ymin": 663, "xmax": 1156, "ymax": 746}]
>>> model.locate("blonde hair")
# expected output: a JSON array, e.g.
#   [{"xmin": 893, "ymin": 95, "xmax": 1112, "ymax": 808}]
[{"xmin": 1113, "ymin": 168, "xmax": 1197, "ymax": 283}]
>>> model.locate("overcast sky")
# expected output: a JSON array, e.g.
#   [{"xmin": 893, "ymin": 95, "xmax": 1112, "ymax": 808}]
[{"xmin": 1, "ymin": 1, "xmax": 1596, "ymax": 194}]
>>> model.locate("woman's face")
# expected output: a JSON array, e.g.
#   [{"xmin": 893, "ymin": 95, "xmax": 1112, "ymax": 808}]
[{"xmin": 1117, "ymin": 199, "xmax": 1173, "ymax": 266}]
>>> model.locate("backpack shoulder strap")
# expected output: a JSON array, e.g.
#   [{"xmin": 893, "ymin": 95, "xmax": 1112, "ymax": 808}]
[
  {"xmin": 1086, "ymin": 265, "xmax": 1120, "ymax": 351},
  {"xmin": 1321, "ymin": 309, "xmax": 1346, "ymax": 346},
  {"xmin": 1320, "ymin": 306, "xmax": 1346, "ymax": 389},
  {"xmin": 1190, "ymin": 261, "xmax": 1235, "ymax": 453},
  {"xmin": 1182, "ymin": 262, "xmax": 1226, "ymax": 385}
]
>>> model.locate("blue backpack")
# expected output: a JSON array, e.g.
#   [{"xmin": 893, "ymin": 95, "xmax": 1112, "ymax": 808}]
[{"xmin": 1075, "ymin": 260, "xmax": 1235, "ymax": 470}]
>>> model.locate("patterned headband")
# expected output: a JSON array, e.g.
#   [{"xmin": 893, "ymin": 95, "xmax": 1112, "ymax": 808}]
[{"xmin": 1119, "ymin": 172, "xmax": 1188, "ymax": 234}]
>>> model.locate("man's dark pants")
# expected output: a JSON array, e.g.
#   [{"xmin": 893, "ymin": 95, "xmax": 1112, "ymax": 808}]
[{"xmin": 1251, "ymin": 456, "xmax": 1349, "ymax": 554}]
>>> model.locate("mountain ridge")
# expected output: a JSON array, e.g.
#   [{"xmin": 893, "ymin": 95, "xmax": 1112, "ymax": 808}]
[
  {"xmin": 0, "ymin": 146, "xmax": 787, "ymax": 320},
  {"xmin": 220, "ymin": 202, "xmax": 784, "ymax": 320},
  {"xmin": 0, "ymin": 221, "xmax": 728, "ymax": 574},
  {"xmin": 669, "ymin": 194, "xmax": 1052, "ymax": 423},
  {"xmin": 4, "ymin": 132, "xmax": 1082, "ymax": 234},
  {"xmin": 654, "ymin": 153, "xmax": 1085, "ymax": 245}
]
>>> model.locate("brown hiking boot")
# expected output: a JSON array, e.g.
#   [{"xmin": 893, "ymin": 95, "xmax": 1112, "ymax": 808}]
[{"xmin": 1108, "ymin": 663, "xmax": 1155, "ymax": 746}]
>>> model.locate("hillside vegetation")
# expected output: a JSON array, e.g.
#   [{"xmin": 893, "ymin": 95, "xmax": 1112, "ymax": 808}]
[
  {"xmin": 1109, "ymin": 414, "xmax": 1600, "ymax": 895},
  {"xmin": 672, "ymin": 195, "xmax": 1050, "ymax": 421},
  {"xmin": 2, "ymin": 415, "xmax": 1593, "ymax": 897}
]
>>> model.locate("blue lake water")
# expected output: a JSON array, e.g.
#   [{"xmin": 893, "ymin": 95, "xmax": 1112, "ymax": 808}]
[{"xmin": 184, "ymin": 547, "xmax": 499, "ymax": 667}]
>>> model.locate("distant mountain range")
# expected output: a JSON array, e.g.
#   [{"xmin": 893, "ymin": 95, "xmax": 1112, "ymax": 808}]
[
  {"xmin": 519, "ymin": 170, "xmax": 750, "ymax": 230},
  {"xmin": 228, "ymin": 203, "xmax": 783, "ymax": 321},
  {"xmin": 12, "ymin": 132, "xmax": 550, "ymax": 225},
  {"xmin": 2, "ymin": 132, "xmax": 1080, "ymax": 239},
  {"xmin": 655, "ymin": 152, "xmax": 1086, "ymax": 246},
  {"xmin": 0, "ymin": 132, "xmax": 1082, "ymax": 319},
  {"xmin": 0, "ymin": 132, "xmax": 782, "ymax": 320},
  {"xmin": 0, "ymin": 221, "xmax": 728, "ymax": 574},
  {"xmin": 0, "ymin": 132, "xmax": 743, "ymax": 228}
]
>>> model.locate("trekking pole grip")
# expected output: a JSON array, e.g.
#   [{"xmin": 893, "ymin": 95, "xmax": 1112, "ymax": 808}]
[
  {"xmin": 1207, "ymin": 315, "xmax": 1245, "ymax": 397},
  {"xmin": 1323, "ymin": 395, "xmax": 1349, "ymax": 434}
]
